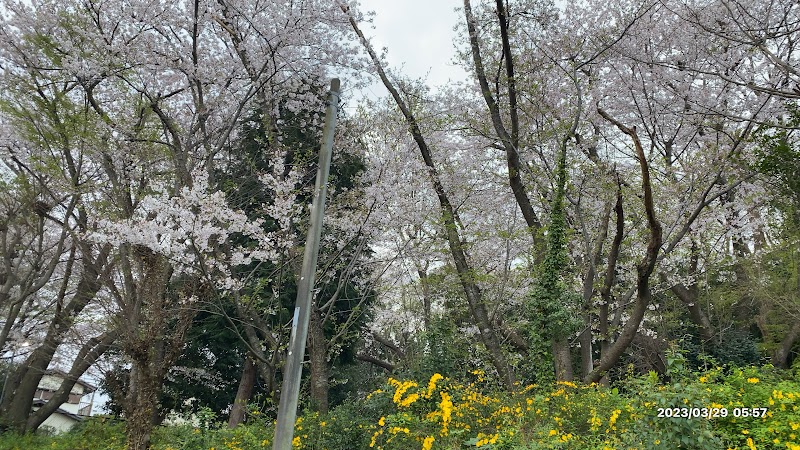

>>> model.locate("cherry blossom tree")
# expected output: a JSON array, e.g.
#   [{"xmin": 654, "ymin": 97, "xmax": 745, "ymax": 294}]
[{"xmin": 1, "ymin": 0, "xmax": 365, "ymax": 446}]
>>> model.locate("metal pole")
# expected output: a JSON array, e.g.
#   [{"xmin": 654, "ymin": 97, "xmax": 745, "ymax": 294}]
[{"xmin": 272, "ymin": 78, "xmax": 340, "ymax": 450}]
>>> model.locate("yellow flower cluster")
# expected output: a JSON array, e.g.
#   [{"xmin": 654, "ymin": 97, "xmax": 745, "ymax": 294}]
[
  {"xmin": 589, "ymin": 410, "xmax": 602, "ymax": 431},
  {"xmin": 440, "ymin": 391, "xmax": 453, "ymax": 435},
  {"xmin": 426, "ymin": 373, "xmax": 443, "ymax": 398},
  {"xmin": 475, "ymin": 432, "xmax": 499, "ymax": 446},
  {"xmin": 388, "ymin": 378, "xmax": 419, "ymax": 407},
  {"xmin": 608, "ymin": 409, "xmax": 621, "ymax": 431}
]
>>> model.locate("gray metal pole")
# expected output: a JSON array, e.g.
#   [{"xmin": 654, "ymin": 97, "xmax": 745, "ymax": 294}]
[{"xmin": 272, "ymin": 78, "xmax": 340, "ymax": 450}]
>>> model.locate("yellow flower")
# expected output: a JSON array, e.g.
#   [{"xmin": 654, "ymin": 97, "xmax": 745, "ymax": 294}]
[
  {"xmin": 549, "ymin": 429, "xmax": 558, "ymax": 436},
  {"xmin": 422, "ymin": 436, "xmax": 435, "ymax": 450},
  {"xmin": 747, "ymin": 377, "xmax": 760, "ymax": 384},
  {"xmin": 378, "ymin": 416, "xmax": 385, "ymax": 426},
  {"xmin": 292, "ymin": 436, "xmax": 301, "ymax": 448},
  {"xmin": 399, "ymin": 393, "xmax": 420, "ymax": 407},
  {"xmin": 389, "ymin": 378, "xmax": 419, "ymax": 405},
  {"xmin": 746, "ymin": 437, "xmax": 756, "ymax": 450},
  {"xmin": 369, "ymin": 430, "xmax": 381, "ymax": 448},
  {"xmin": 589, "ymin": 414, "xmax": 602, "ymax": 430},
  {"xmin": 426, "ymin": 373, "xmax": 443, "ymax": 398},
  {"xmin": 440, "ymin": 391, "xmax": 453, "ymax": 435},
  {"xmin": 609, "ymin": 409, "xmax": 621, "ymax": 430}
]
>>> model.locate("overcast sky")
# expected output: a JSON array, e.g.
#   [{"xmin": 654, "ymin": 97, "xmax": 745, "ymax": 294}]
[{"xmin": 353, "ymin": 0, "xmax": 469, "ymax": 102}]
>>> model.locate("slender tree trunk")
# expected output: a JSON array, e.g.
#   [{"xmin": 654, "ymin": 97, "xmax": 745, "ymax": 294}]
[
  {"xmin": 308, "ymin": 306, "xmax": 329, "ymax": 414},
  {"xmin": 665, "ymin": 239, "xmax": 716, "ymax": 346},
  {"xmin": 580, "ymin": 204, "xmax": 612, "ymax": 378},
  {"xmin": 579, "ymin": 263, "xmax": 596, "ymax": 379},
  {"xmin": 417, "ymin": 267, "xmax": 433, "ymax": 333},
  {"xmin": 598, "ymin": 185, "xmax": 624, "ymax": 365},
  {"xmin": 462, "ymin": 0, "xmax": 543, "ymax": 245},
  {"xmin": 345, "ymin": 9, "xmax": 517, "ymax": 389},
  {"xmin": 578, "ymin": 323, "xmax": 593, "ymax": 379},
  {"xmin": 228, "ymin": 356, "xmax": 256, "ymax": 428},
  {"xmin": 669, "ymin": 282, "xmax": 715, "ymax": 344}
]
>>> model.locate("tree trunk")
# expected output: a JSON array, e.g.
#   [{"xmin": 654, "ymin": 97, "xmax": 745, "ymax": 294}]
[
  {"xmin": 462, "ymin": 0, "xmax": 543, "ymax": 246},
  {"xmin": 121, "ymin": 250, "xmax": 195, "ymax": 450},
  {"xmin": 123, "ymin": 252, "xmax": 170, "ymax": 450},
  {"xmin": 228, "ymin": 356, "xmax": 256, "ymax": 428},
  {"xmin": 308, "ymin": 306, "xmax": 329, "ymax": 414},
  {"xmin": 773, "ymin": 322, "xmax": 800, "ymax": 369},
  {"xmin": 598, "ymin": 186, "xmax": 624, "ymax": 374},
  {"xmin": 580, "ymin": 204, "xmax": 612, "ymax": 378},
  {"xmin": 578, "ymin": 324, "xmax": 593, "ymax": 379},
  {"xmin": 417, "ymin": 267, "xmax": 432, "ymax": 333},
  {"xmin": 125, "ymin": 364, "xmax": 160, "ymax": 450},
  {"xmin": 552, "ymin": 337, "xmax": 574, "ymax": 381},
  {"xmin": 669, "ymin": 282, "xmax": 715, "ymax": 344}
]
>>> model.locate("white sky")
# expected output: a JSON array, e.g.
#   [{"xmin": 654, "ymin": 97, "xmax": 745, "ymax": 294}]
[{"xmin": 353, "ymin": 0, "xmax": 470, "ymax": 102}]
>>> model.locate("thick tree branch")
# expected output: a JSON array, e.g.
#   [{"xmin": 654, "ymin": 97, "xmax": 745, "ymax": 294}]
[{"xmin": 586, "ymin": 110, "xmax": 663, "ymax": 383}]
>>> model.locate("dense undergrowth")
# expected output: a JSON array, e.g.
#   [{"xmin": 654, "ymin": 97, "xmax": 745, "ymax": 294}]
[{"xmin": 1, "ymin": 362, "xmax": 798, "ymax": 450}]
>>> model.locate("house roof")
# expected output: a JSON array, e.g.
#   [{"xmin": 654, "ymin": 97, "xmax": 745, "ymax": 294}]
[
  {"xmin": 42, "ymin": 369, "xmax": 97, "ymax": 393},
  {"xmin": 31, "ymin": 399, "xmax": 86, "ymax": 422}
]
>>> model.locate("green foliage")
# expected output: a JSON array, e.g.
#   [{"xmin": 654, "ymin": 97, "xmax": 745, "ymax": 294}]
[
  {"xmin": 523, "ymin": 143, "xmax": 582, "ymax": 381},
  {"xmin": 516, "ymin": 327, "xmax": 556, "ymax": 385},
  {"xmin": 622, "ymin": 351, "xmax": 723, "ymax": 449},
  {"xmin": 0, "ymin": 419, "xmax": 127, "ymax": 450},
  {"xmin": 712, "ymin": 330, "xmax": 763, "ymax": 368},
  {"xmin": 401, "ymin": 316, "xmax": 473, "ymax": 381},
  {"xmin": 756, "ymin": 119, "xmax": 800, "ymax": 200}
]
